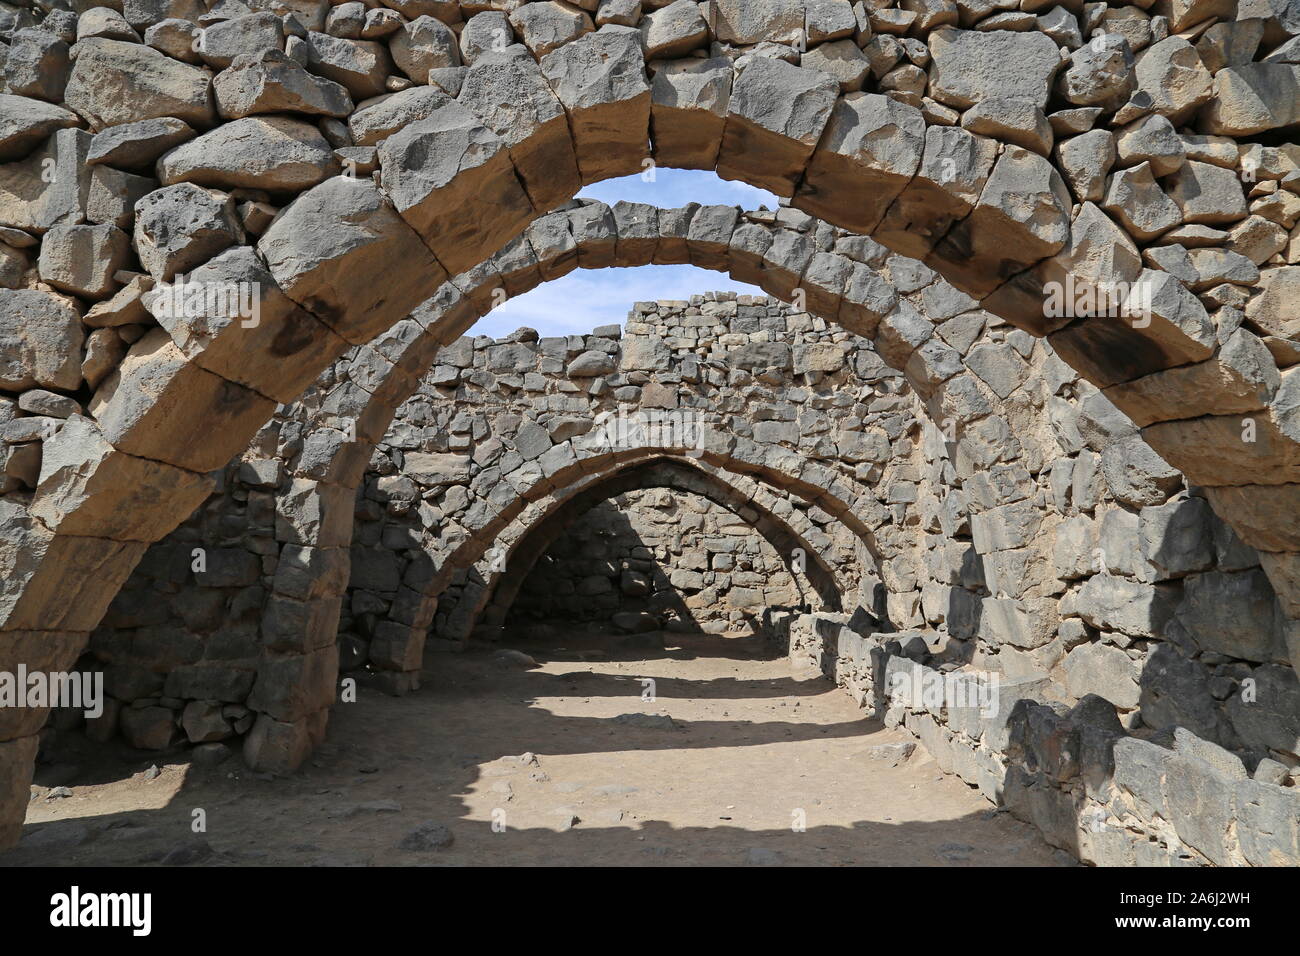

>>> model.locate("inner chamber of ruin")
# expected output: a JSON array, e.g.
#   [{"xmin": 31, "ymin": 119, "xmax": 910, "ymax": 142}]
[{"xmin": 0, "ymin": 0, "xmax": 1298, "ymax": 867}]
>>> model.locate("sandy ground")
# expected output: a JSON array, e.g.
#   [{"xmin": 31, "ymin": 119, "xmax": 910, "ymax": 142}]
[{"xmin": 6, "ymin": 631, "xmax": 1070, "ymax": 867}]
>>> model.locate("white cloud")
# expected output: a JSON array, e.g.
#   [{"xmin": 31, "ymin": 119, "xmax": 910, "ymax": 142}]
[
  {"xmin": 475, "ymin": 169, "xmax": 780, "ymax": 340},
  {"xmin": 474, "ymin": 169, "xmax": 779, "ymax": 337},
  {"xmin": 474, "ymin": 265, "xmax": 766, "ymax": 338}
]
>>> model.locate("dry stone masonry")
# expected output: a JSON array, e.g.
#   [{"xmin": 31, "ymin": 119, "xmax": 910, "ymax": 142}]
[
  {"xmin": 0, "ymin": 0, "xmax": 1297, "ymax": 862},
  {"xmin": 88, "ymin": 278, "xmax": 1298, "ymax": 866}
]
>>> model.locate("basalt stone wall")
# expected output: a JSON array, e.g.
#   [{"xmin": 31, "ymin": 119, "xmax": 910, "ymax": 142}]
[
  {"xmin": 505, "ymin": 487, "xmax": 804, "ymax": 636},
  {"xmin": 791, "ymin": 614, "xmax": 1300, "ymax": 865}
]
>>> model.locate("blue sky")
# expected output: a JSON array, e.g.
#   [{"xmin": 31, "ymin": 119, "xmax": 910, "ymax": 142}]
[{"xmin": 474, "ymin": 170, "xmax": 780, "ymax": 337}]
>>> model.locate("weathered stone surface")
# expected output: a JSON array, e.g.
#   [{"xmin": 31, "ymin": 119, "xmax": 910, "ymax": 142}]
[
  {"xmin": 796, "ymin": 92, "xmax": 925, "ymax": 235},
  {"xmin": 133, "ymin": 182, "xmax": 244, "ymax": 282},
  {"xmin": 1115, "ymin": 114, "xmax": 1185, "ymax": 177},
  {"xmin": 1165, "ymin": 160, "xmax": 1247, "ymax": 226},
  {"xmin": 0, "ymin": 127, "xmax": 93, "ymax": 235},
  {"xmin": 800, "ymin": 38, "xmax": 871, "ymax": 92},
  {"xmin": 0, "ymin": 95, "xmax": 81, "ymax": 162},
  {"xmin": 89, "ymin": 327, "xmax": 276, "ymax": 473},
  {"xmin": 1057, "ymin": 32, "xmax": 1135, "ymax": 108},
  {"xmin": 64, "ymin": 38, "xmax": 216, "ymax": 130},
  {"xmin": 348, "ymin": 86, "xmax": 450, "ymax": 146},
  {"xmin": 874, "ymin": 125, "xmax": 998, "ymax": 260},
  {"xmin": 197, "ymin": 12, "xmax": 284, "ymax": 70},
  {"xmin": 457, "ymin": 44, "xmax": 581, "ymax": 211},
  {"xmin": 378, "ymin": 98, "xmax": 533, "ymax": 274},
  {"xmin": 258, "ymin": 178, "xmax": 446, "ymax": 345},
  {"xmin": 711, "ymin": 0, "xmax": 804, "ymax": 45},
  {"xmin": 650, "ymin": 56, "xmax": 732, "ymax": 170},
  {"xmin": 87, "ymin": 165, "xmax": 158, "ymax": 230},
  {"xmin": 157, "ymin": 115, "xmax": 341, "ymax": 193},
  {"xmin": 510, "ymin": 1, "xmax": 594, "ymax": 57},
  {"xmin": 960, "ymin": 96, "xmax": 1052, "ymax": 156},
  {"xmin": 717, "ymin": 56, "xmax": 838, "ymax": 197},
  {"xmin": 1133, "ymin": 36, "xmax": 1212, "ymax": 123},
  {"xmin": 927, "ymin": 27, "xmax": 1062, "ymax": 110},
  {"xmin": 1201, "ymin": 63, "xmax": 1300, "ymax": 136},
  {"xmin": 304, "ymin": 31, "xmax": 393, "ymax": 99},
  {"xmin": 539, "ymin": 25, "xmax": 650, "ymax": 184},
  {"xmin": 30, "ymin": 415, "xmax": 214, "ymax": 541},
  {"xmin": 391, "ymin": 15, "xmax": 461, "ymax": 84},
  {"xmin": 1062, "ymin": 642, "xmax": 1140, "ymax": 709},
  {"xmin": 1101, "ymin": 162, "xmax": 1182, "ymax": 241},
  {"xmin": 929, "ymin": 146, "xmax": 1072, "ymax": 298},
  {"xmin": 36, "ymin": 222, "xmax": 129, "ymax": 300},
  {"xmin": 86, "ymin": 117, "xmax": 196, "ymax": 170},
  {"xmin": 214, "ymin": 49, "xmax": 353, "ymax": 119},
  {"xmin": 4, "ymin": 28, "xmax": 71, "ymax": 103},
  {"xmin": 0, "ymin": 290, "xmax": 84, "ymax": 391},
  {"xmin": 147, "ymin": 245, "xmax": 348, "ymax": 403}
]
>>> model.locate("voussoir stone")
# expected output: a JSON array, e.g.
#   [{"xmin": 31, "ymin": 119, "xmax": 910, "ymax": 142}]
[
  {"xmin": 377, "ymin": 98, "xmax": 534, "ymax": 274},
  {"xmin": 456, "ymin": 43, "xmax": 581, "ymax": 212},
  {"xmin": 539, "ymin": 25, "xmax": 650, "ymax": 184},
  {"xmin": 717, "ymin": 55, "xmax": 838, "ymax": 197},
  {"xmin": 649, "ymin": 56, "xmax": 733, "ymax": 170},
  {"xmin": 257, "ymin": 177, "xmax": 447, "ymax": 345},
  {"xmin": 146, "ymin": 245, "xmax": 348, "ymax": 403},
  {"xmin": 874, "ymin": 124, "xmax": 998, "ymax": 260},
  {"xmin": 30, "ymin": 414, "xmax": 214, "ymax": 541},
  {"xmin": 929, "ymin": 145, "xmax": 1072, "ymax": 298},
  {"xmin": 63, "ymin": 38, "xmax": 217, "ymax": 131},
  {"xmin": 88, "ymin": 327, "xmax": 276, "ymax": 473},
  {"xmin": 156, "ymin": 115, "xmax": 341, "ymax": 193},
  {"xmin": 796, "ymin": 92, "xmax": 925, "ymax": 235}
]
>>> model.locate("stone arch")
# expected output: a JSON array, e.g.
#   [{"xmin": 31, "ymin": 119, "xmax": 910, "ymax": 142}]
[
  {"xmin": 3, "ymin": 0, "xmax": 1300, "ymax": 847},
  {"xmin": 452, "ymin": 455, "xmax": 852, "ymax": 645},
  {"xmin": 381, "ymin": 435, "xmax": 888, "ymax": 676}
]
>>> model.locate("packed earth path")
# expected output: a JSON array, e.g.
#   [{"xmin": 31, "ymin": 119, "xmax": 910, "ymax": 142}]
[{"xmin": 7, "ymin": 631, "xmax": 1068, "ymax": 867}]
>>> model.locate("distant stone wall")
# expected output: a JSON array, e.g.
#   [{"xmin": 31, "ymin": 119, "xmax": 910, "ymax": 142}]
[{"xmin": 506, "ymin": 487, "xmax": 803, "ymax": 636}]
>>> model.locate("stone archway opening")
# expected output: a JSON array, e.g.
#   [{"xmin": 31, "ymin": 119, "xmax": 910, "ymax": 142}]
[
  {"xmin": 3, "ymin": 0, "xmax": 1300, "ymax": 864},
  {"xmin": 474, "ymin": 457, "xmax": 846, "ymax": 650}
]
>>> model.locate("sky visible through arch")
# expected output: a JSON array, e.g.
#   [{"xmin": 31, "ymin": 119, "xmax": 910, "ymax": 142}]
[{"xmin": 473, "ymin": 170, "xmax": 780, "ymax": 338}]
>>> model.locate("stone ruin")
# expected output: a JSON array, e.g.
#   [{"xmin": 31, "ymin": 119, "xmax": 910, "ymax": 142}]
[{"xmin": 0, "ymin": 0, "xmax": 1298, "ymax": 865}]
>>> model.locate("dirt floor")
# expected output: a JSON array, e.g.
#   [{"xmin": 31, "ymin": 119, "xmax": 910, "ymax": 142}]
[{"xmin": 6, "ymin": 631, "xmax": 1071, "ymax": 866}]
